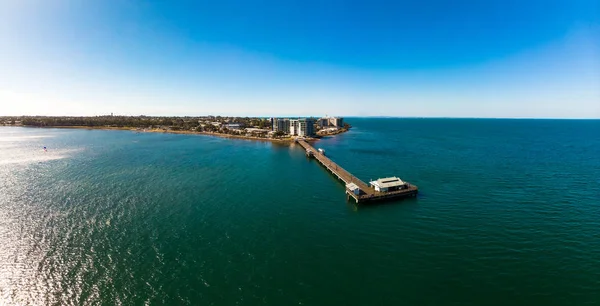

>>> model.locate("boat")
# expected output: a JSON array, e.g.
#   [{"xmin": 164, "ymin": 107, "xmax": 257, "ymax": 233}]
[{"xmin": 318, "ymin": 148, "xmax": 325, "ymax": 155}]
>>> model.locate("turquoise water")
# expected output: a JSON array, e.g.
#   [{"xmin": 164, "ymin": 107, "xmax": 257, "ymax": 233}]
[{"xmin": 1, "ymin": 119, "xmax": 599, "ymax": 305}]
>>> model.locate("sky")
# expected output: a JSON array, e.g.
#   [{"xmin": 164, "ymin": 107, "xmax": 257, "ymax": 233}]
[{"xmin": 0, "ymin": 0, "xmax": 599, "ymax": 118}]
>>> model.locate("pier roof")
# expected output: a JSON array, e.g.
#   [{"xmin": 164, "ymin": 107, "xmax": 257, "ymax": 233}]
[{"xmin": 370, "ymin": 177, "xmax": 405, "ymax": 188}]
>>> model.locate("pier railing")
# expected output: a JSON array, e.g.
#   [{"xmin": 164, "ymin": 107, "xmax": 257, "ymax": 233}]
[{"xmin": 297, "ymin": 140, "xmax": 372, "ymax": 193}]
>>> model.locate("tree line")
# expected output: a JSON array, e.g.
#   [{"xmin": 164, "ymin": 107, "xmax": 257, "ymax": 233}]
[{"xmin": 1, "ymin": 116, "xmax": 273, "ymax": 131}]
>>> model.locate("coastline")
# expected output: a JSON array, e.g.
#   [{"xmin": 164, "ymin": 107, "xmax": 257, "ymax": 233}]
[{"xmin": 22, "ymin": 125, "xmax": 340, "ymax": 143}]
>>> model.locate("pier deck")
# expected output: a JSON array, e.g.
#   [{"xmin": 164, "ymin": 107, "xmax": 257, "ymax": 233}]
[{"xmin": 297, "ymin": 140, "xmax": 418, "ymax": 203}]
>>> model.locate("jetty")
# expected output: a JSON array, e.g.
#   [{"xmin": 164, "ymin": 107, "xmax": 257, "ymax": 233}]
[{"xmin": 296, "ymin": 139, "xmax": 418, "ymax": 203}]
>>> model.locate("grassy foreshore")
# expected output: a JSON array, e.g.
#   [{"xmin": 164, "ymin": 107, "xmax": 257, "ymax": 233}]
[{"xmin": 145, "ymin": 128, "xmax": 301, "ymax": 143}]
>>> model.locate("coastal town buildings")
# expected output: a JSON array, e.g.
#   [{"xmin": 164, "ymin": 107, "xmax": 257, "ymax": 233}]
[
  {"xmin": 270, "ymin": 116, "xmax": 346, "ymax": 137},
  {"xmin": 329, "ymin": 117, "xmax": 344, "ymax": 128},
  {"xmin": 272, "ymin": 118, "xmax": 290, "ymax": 134},
  {"xmin": 5, "ymin": 115, "xmax": 350, "ymax": 140},
  {"xmin": 317, "ymin": 118, "xmax": 329, "ymax": 129},
  {"xmin": 316, "ymin": 116, "xmax": 344, "ymax": 129},
  {"xmin": 245, "ymin": 128, "xmax": 270, "ymax": 137},
  {"xmin": 224, "ymin": 123, "xmax": 243, "ymax": 130},
  {"xmin": 297, "ymin": 118, "xmax": 315, "ymax": 137},
  {"xmin": 273, "ymin": 118, "xmax": 316, "ymax": 137}
]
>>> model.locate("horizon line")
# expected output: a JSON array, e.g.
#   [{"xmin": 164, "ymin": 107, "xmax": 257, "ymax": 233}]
[{"xmin": 1, "ymin": 115, "xmax": 599, "ymax": 120}]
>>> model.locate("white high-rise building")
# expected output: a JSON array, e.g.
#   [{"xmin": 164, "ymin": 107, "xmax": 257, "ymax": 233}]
[{"xmin": 289, "ymin": 119, "xmax": 299, "ymax": 136}]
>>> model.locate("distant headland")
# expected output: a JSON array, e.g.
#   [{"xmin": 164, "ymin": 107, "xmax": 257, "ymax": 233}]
[{"xmin": 0, "ymin": 115, "xmax": 351, "ymax": 142}]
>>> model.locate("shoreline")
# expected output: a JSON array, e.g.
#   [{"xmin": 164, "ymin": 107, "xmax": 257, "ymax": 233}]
[{"xmin": 20, "ymin": 125, "xmax": 343, "ymax": 143}]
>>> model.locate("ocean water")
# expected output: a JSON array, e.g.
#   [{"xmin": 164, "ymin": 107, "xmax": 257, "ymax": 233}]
[{"xmin": 1, "ymin": 119, "xmax": 599, "ymax": 305}]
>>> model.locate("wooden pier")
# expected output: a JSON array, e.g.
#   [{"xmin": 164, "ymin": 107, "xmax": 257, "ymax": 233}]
[{"xmin": 296, "ymin": 139, "xmax": 418, "ymax": 203}]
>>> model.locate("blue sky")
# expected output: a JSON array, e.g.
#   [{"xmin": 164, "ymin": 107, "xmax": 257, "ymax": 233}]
[{"xmin": 1, "ymin": 0, "xmax": 598, "ymax": 118}]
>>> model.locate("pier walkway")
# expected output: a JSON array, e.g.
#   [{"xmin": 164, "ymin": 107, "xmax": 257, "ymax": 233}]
[{"xmin": 296, "ymin": 139, "xmax": 418, "ymax": 203}]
